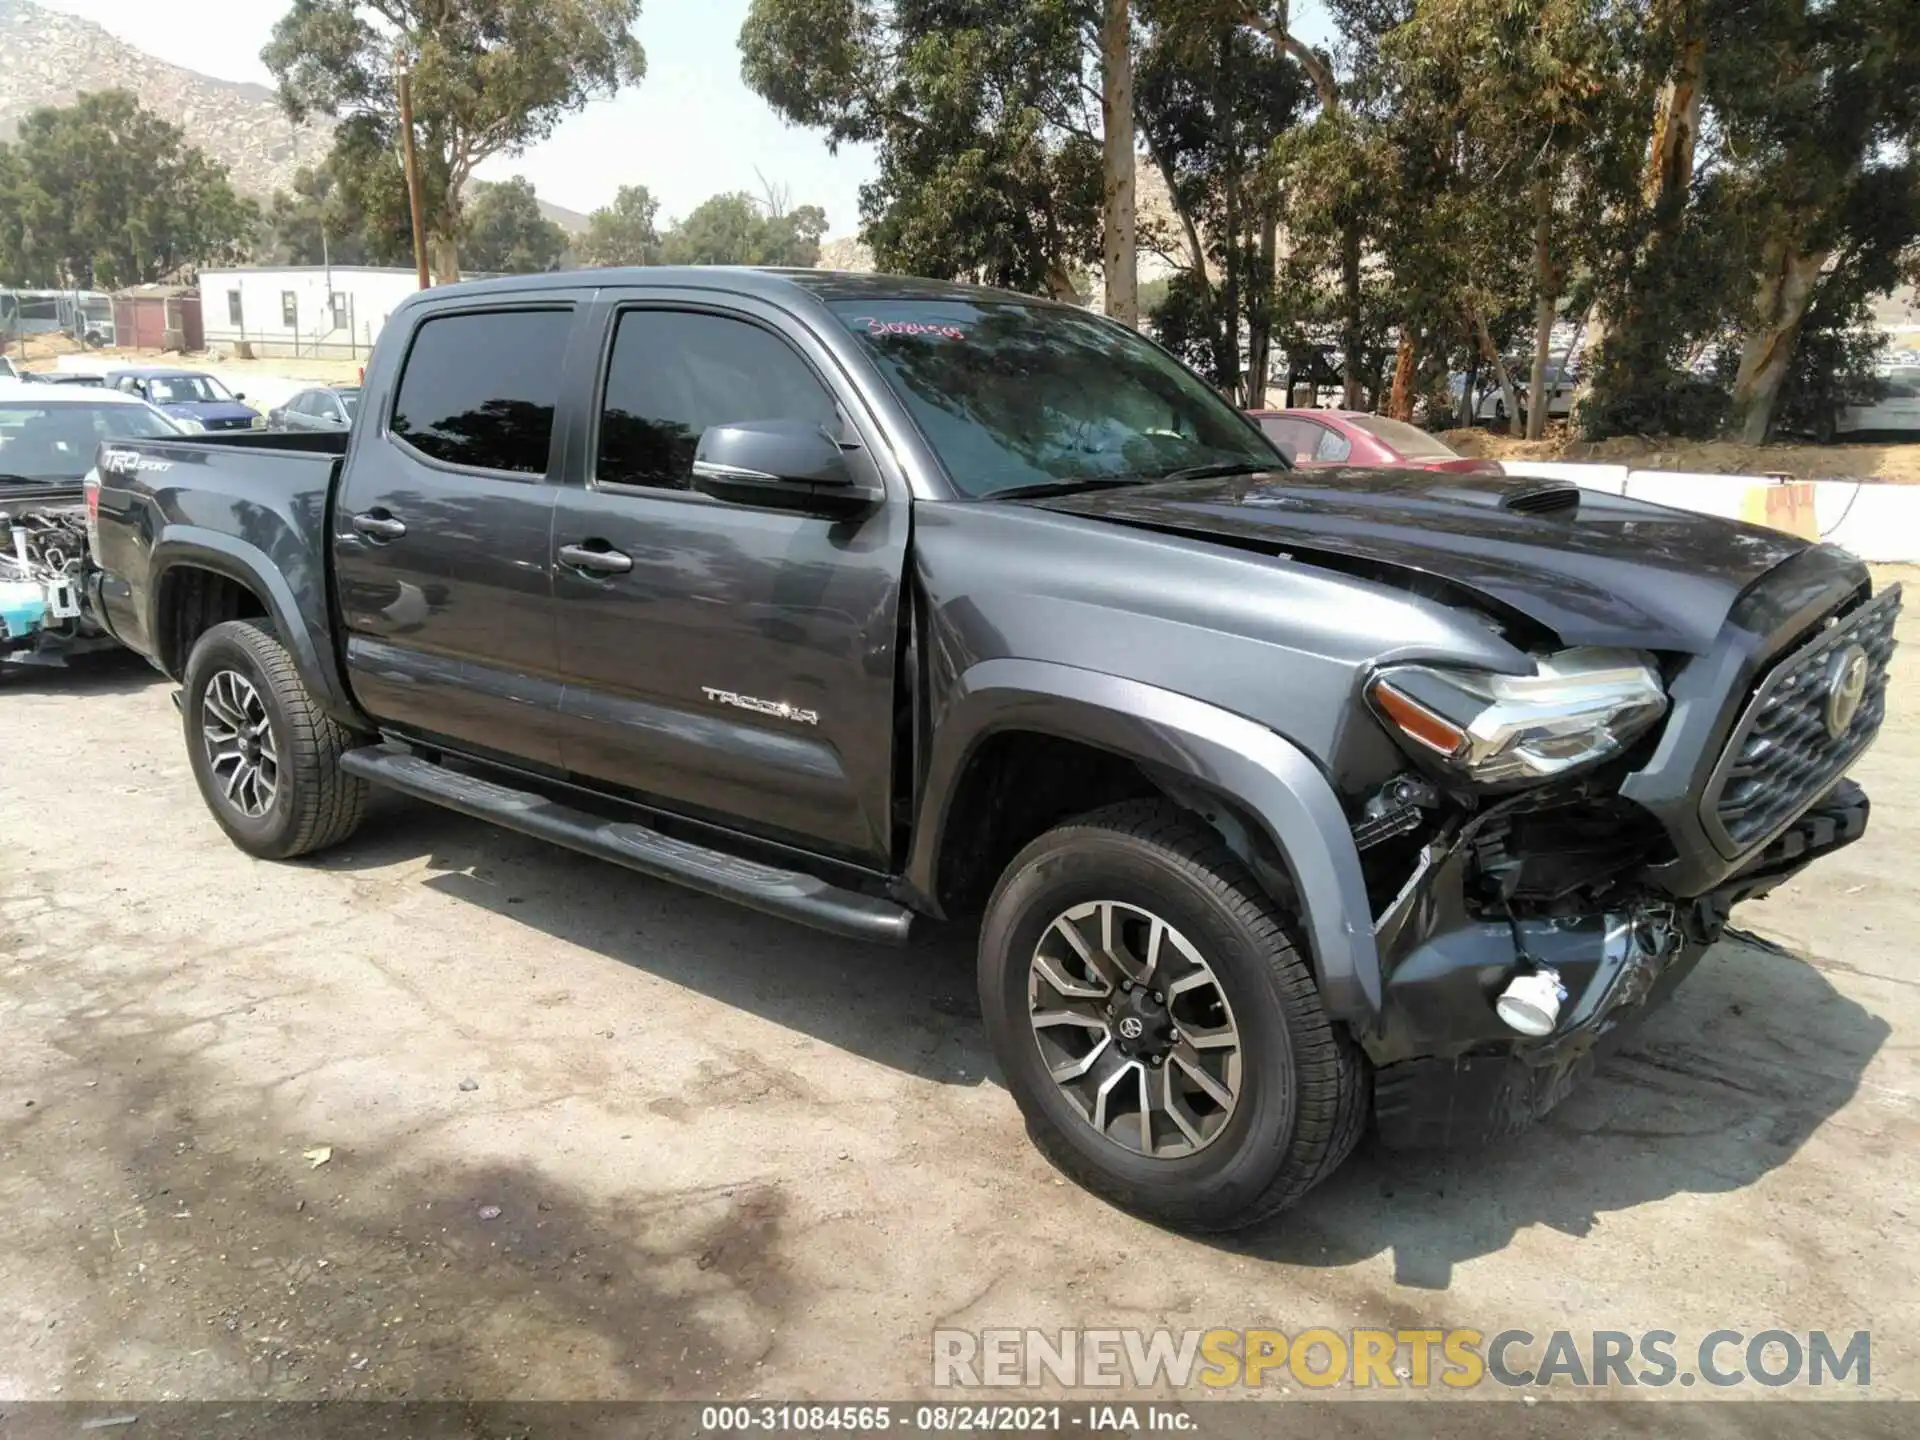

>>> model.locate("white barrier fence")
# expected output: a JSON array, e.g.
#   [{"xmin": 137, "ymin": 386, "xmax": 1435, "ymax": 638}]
[{"xmin": 1499, "ymin": 461, "xmax": 1920, "ymax": 564}]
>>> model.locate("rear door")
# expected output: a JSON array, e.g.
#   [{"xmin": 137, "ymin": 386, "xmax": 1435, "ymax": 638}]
[
  {"xmin": 333, "ymin": 301, "xmax": 583, "ymax": 769},
  {"xmin": 547, "ymin": 295, "xmax": 909, "ymax": 865}
]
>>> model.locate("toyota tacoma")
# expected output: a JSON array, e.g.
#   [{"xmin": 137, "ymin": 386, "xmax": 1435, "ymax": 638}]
[{"xmin": 86, "ymin": 270, "xmax": 1898, "ymax": 1230}]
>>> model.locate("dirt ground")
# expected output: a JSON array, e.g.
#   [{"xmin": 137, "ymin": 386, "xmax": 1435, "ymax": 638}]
[
  {"xmin": 1444, "ymin": 427, "xmax": 1920, "ymax": 483},
  {"xmin": 1, "ymin": 571, "xmax": 1916, "ymax": 1418}
]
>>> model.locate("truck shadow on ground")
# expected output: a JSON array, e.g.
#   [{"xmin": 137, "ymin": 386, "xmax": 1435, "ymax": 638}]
[
  {"xmin": 312, "ymin": 794, "xmax": 989, "ymax": 1090},
  {"xmin": 1227, "ymin": 928, "xmax": 1891, "ymax": 1290},
  {"xmin": 10, "ymin": 955, "xmax": 801, "ymax": 1404},
  {"xmin": 313, "ymin": 799, "xmax": 1887, "ymax": 1293}
]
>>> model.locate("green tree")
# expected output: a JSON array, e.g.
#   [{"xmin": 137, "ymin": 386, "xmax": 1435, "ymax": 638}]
[
  {"xmin": 1771, "ymin": 164, "xmax": 1920, "ymax": 440},
  {"xmin": 658, "ymin": 192, "xmax": 829, "ymax": 267},
  {"xmin": 0, "ymin": 90, "xmax": 258, "ymax": 289},
  {"xmin": 1710, "ymin": 0, "xmax": 1920, "ymax": 440},
  {"xmin": 1574, "ymin": 0, "xmax": 1920, "ymax": 442},
  {"xmin": 740, "ymin": 0, "xmax": 1100, "ymax": 297},
  {"xmin": 1377, "ymin": 0, "xmax": 1649, "ymax": 437},
  {"xmin": 577, "ymin": 184, "xmax": 663, "ymax": 267},
  {"xmin": 0, "ymin": 144, "xmax": 27, "ymax": 285},
  {"xmin": 267, "ymin": 117, "xmax": 418, "ymax": 267},
  {"xmin": 1137, "ymin": 10, "xmax": 1308, "ymax": 403},
  {"xmin": 463, "ymin": 176, "xmax": 570, "ymax": 272},
  {"xmin": 264, "ymin": 1, "xmax": 646, "ymax": 284}
]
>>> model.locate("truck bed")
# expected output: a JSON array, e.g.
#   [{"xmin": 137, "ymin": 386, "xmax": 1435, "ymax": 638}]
[{"xmin": 88, "ymin": 430, "xmax": 350, "ymax": 682}]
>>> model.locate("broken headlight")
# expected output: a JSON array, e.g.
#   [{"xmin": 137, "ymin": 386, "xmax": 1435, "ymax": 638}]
[{"xmin": 1369, "ymin": 648, "xmax": 1668, "ymax": 787}]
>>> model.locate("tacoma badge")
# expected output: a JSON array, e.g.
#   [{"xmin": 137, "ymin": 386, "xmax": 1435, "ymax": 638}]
[
  {"xmin": 702, "ymin": 687, "xmax": 820, "ymax": 726},
  {"xmin": 1825, "ymin": 644, "xmax": 1869, "ymax": 738}
]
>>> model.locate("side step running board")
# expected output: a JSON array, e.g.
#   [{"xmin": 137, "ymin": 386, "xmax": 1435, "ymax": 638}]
[{"xmin": 338, "ymin": 746, "xmax": 914, "ymax": 946}]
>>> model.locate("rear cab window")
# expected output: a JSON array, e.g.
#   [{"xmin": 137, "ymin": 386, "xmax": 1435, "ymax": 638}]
[{"xmin": 389, "ymin": 308, "xmax": 572, "ymax": 475}]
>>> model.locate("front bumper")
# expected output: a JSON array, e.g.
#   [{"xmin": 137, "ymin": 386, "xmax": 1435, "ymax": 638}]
[{"xmin": 1368, "ymin": 779, "xmax": 1869, "ymax": 1148}]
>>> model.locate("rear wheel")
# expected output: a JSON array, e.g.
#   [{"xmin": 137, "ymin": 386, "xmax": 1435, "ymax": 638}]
[
  {"xmin": 978, "ymin": 801, "xmax": 1367, "ymax": 1231},
  {"xmin": 182, "ymin": 619, "xmax": 367, "ymax": 859}
]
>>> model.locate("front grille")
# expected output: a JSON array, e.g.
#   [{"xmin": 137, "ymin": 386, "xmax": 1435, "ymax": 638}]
[
  {"xmin": 1702, "ymin": 586, "xmax": 1900, "ymax": 853},
  {"xmin": 207, "ymin": 417, "xmax": 253, "ymax": 431}
]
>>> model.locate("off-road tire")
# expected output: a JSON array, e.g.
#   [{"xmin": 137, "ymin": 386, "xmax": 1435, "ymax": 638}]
[
  {"xmin": 182, "ymin": 619, "xmax": 368, "ymax": 860},
  {"xmin": 979, "ymin": 800, "xmax": 1368, "ymax": 1232}
]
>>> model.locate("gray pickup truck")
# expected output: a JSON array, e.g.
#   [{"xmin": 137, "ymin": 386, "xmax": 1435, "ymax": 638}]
[{"xmin": 86, "ymin": 269, "xmax": 1897, "ymax": 1230}]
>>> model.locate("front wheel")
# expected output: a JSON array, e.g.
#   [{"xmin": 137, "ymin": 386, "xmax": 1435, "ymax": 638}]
[
  {"xmin": 182, "ymin": 619, "xmax": 368, "ymax": 860},
  {"xmin": 978, "ymin": 802, "xmax": 1368, "ymax": 1232}
]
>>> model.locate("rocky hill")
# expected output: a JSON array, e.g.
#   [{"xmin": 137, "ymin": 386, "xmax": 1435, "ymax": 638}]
[
  {"xmin": 0, "ymin": 0, "xmax": 588, "ymax": 231},
  {"xmin": 0, "ymin": 0, "xmax": 334, "ymax": 198}
]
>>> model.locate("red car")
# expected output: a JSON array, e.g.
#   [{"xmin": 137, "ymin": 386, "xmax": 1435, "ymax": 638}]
[{"xmin": 1247, "ymin": 409, "xmax": 1503, "ymax": 474}]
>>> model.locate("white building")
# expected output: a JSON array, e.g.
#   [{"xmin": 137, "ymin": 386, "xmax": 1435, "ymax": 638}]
[{"xmin": 197, "ymin": 266, "xmax": 428, "ymax": 360}]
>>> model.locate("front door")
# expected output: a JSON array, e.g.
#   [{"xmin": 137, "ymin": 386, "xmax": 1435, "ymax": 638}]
[
  {"xmin": 333, "ymin": 303, "xmax": 580, "ymax": 768},
  {"xmin": 548, "ymin": 299, "xmax": 909, "ymax": 865}
]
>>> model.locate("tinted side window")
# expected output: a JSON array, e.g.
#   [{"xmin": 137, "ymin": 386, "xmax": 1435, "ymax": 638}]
[
  {"xmin": 597, "ymin": 309, "xmax": 838, "ymax": 491},
  {"xmin": 391, "ymin": 309, "xmax": 571, "ymax": 474}
]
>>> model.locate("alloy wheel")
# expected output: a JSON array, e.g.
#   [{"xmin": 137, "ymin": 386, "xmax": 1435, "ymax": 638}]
[
  {"xmin": 1027, "ymin": 900, "xmax": 1244, "ymax": 1158},
  {"xmin": 201, "ymin": 669, "xmax": 279, "ymax": 819}
]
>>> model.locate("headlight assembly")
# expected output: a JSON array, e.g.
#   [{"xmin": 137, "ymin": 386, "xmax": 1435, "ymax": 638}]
[{"xmin": 1369, "ymin": 648, "xmax": 1668, "ymax": 786}]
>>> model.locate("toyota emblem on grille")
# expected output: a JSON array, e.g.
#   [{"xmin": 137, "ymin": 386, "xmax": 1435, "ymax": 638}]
[{"xmin": 1824, "ymin": 644, "xmax": 1869, "ymax": 739}]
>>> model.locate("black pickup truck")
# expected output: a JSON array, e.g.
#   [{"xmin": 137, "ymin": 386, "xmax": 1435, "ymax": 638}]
[{"xmin": 88, "ymin": 269, "xmax": 1897, "ymax": 1230}]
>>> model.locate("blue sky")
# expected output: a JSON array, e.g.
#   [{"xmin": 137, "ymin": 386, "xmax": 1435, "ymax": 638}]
[{"xmin": 39, "ymin": 1, "xmax": 1336, "ymax": 239}]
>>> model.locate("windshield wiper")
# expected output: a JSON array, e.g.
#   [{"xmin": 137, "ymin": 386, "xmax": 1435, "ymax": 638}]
[
  {"xmin": 1155, "ymin": 459, "xmax": 1280, "ymax": 483},
  {"xmin": 986, "ymin": 476, "xmax": 1159, "ymax": 502}
]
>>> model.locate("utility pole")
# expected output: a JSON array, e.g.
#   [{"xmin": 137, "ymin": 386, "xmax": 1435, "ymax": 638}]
[{"xmin": 397, "ymin": 62, "xmax": 430, "ymax": 290}]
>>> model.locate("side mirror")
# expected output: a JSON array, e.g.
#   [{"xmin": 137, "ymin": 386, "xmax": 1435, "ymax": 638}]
[
  {"xmin": 691, "ymin": 420, "xmax": 879, "ymax": 518},
  {"xmin": 233, "ymin": 392, "xmax": 247, "ymax": 401}
]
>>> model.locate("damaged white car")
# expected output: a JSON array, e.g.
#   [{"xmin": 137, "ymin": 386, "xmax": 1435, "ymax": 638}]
[{"xmin": 0, "ymin": 382, "xmax": 186, "ymax": 664}]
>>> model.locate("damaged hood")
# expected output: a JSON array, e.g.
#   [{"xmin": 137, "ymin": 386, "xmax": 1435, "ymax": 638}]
[{"xmin": 1024, "ymin": 468, "xmax": 1813, "ymax": 653}]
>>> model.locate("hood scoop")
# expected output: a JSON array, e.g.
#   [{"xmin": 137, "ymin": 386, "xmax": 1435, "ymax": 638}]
[{"xmin": 1499, "ymin": 481, "xmax": 1581, "ymax": 516}]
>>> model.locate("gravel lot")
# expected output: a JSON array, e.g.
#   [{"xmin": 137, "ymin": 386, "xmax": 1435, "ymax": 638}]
[{"xmin": 2, "ymin": 568, "xmax": 1915, "ymax": 1421}]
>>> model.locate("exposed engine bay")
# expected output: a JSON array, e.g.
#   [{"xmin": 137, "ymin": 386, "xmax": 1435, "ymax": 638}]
[{"xmin": 0, "ymin": 501, "xmax": 109, "ymax": 664}]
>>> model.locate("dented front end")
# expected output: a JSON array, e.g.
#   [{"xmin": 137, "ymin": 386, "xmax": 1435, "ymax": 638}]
[{"xmin": 1353, "ymin": 563, "xmax": 1899, "ymax": 1149}]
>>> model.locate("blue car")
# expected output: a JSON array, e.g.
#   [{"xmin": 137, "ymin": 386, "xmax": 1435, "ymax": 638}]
[{"xmin": 104, "ymin": 367, "xmax": 262, "ymax": 432}]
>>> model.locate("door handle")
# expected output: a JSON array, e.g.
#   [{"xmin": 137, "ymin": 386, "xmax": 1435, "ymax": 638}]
[
  {"xmin": 351, "ymin": 510, "xmax": 407, "ymax": 541},
  {"xmin": 558, "ymin": 542, "xmax": 634, "ymax": 576}
]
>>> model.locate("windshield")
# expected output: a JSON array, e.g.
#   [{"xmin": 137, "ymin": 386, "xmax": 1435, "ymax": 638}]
[
  {"xmin": 829, "ymin": 300, "xmax": 1280, "ymax": 497},
  {"xmin": 145, "ymin": 374, "xmax": 231, "ymax": 405},
  {"xmin": 0, "ymin": 400, "xmax": 183, "ymax": 482},
  {"xmin": 1349, "ymin": 414, "xmax": 1460, "ymax": 459},
  {"xmin": 338, "ymin": 390, "xmax": 361, "ymax": 419}
]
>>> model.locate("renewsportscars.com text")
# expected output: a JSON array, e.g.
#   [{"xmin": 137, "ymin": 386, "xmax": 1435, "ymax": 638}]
[{"xmin": 932, "ymin": 1327, "xmax": 1872, "ymax": 1391}]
